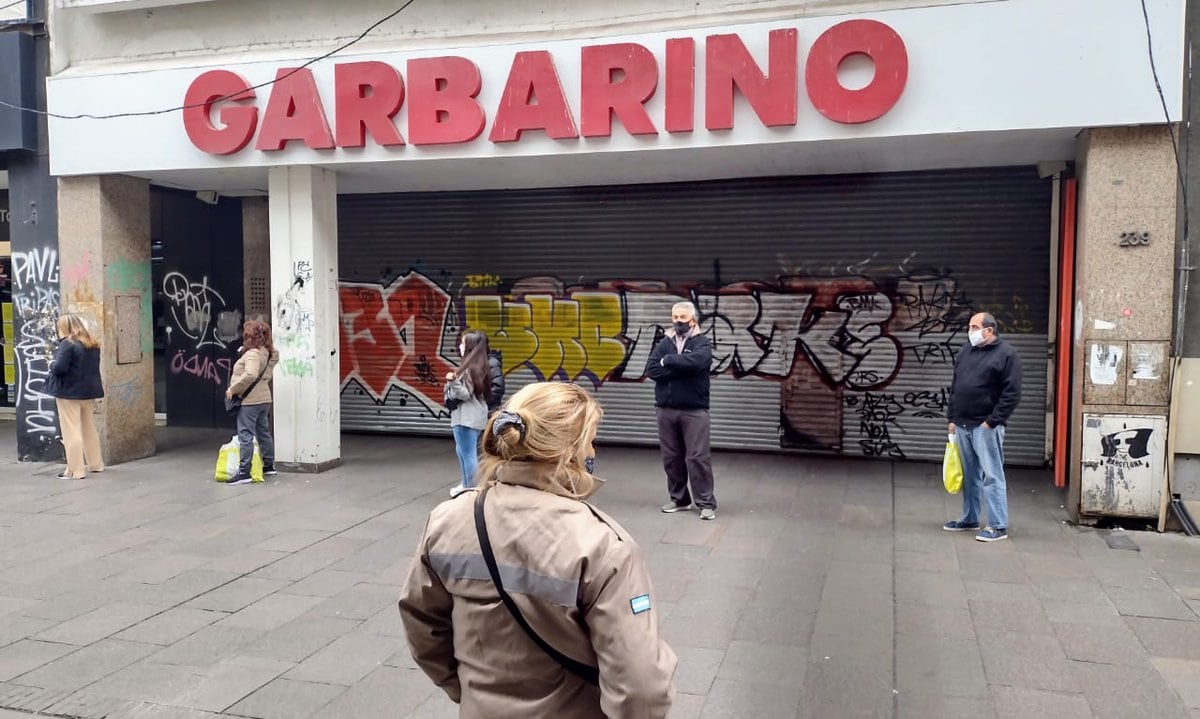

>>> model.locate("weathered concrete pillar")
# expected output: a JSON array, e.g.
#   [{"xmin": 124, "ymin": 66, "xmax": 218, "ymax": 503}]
[
  {"xmin": 57, "ymin": 174, "xmax": 155, "ymax": 464},
  {"xmin": 1070, "ymin": 126, "xmax": 1178, "ymax": 518},
  {"xmin": 243, "ymin": 197, "xmax": 271, "ymax": 323},
  {"xmin": 268, "ymin": 166, "xmax": 341, "ymax": 472}
]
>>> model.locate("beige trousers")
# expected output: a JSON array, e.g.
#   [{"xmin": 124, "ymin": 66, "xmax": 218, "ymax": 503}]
[{"xmin": 56, "ymin": 398, "xmax": 104, "ymax": 479}]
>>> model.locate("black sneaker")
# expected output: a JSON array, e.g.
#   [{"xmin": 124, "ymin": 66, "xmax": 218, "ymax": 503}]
[
  {"xmin": 228, "ymin": 473, "xmax": 254, "ymax": 485},
  {"xmin": 263, "ymin": 465, "xmax": 278, "ymax": 476}
]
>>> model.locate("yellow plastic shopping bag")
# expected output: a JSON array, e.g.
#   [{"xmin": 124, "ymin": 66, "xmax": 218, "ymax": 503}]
[
  {"xmin": 214, "ymin": 435, "xmax": 264, "ymax": 483},
  {"xmin": 943, "ymin": 433, "xmax": 963, "ymax": 494}
]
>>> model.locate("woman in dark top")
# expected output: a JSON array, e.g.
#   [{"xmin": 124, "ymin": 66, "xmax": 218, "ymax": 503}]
[{"xmin": 46, "ymin": 313, "xmax": 105, "ymax": 480}]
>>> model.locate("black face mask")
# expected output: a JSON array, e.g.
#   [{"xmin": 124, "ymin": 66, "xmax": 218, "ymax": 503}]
[
  {"xmin": 673, "ymin": 321, "xmax": 691, "ymax": 336},
  {"xmin": 585, "ymin": 456, "xmax": 596, "ymax": 475}
]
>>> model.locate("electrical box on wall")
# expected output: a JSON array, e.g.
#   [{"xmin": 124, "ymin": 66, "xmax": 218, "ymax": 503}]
[{"xmin": 1081, "ymin": 414, "xmax": 1166, "ymax": 518}]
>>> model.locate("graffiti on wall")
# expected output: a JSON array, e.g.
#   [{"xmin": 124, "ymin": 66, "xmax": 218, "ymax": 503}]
[
  {"xmin": 11, "ymin": 247, "xmax": 62, "ymax": 458},
  {"xmin": 162, "ymin": 271, "xmax": 242, "ymax": 350},
  {"xmin": 337, "ymin": 268, "xmax": 979, "ymax": 458}
]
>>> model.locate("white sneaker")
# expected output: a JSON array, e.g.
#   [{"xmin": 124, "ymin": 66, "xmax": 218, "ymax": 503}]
[{"xmin": 449, "ymin": 484, "xmax": 471, "ymax": 498}]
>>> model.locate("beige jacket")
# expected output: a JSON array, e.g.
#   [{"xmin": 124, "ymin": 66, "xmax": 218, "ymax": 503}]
[
  {"xmin": 228, "ymin": 347, "xmax": 278, "ymax": 405},
  {"xmin": 399, "ymin": 462, "xmax": 677, "ymax": 718}
]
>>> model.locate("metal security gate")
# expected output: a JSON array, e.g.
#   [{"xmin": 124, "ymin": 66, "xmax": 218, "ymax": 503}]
[{"xmin": 337, "ymin": 167, "xmax": 1052, "ymax": 465}]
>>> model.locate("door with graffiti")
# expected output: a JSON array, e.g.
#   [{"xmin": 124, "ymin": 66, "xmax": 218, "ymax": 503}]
[{"xmin": 153, "ymin": 189, "xmax": 245, "ymax": 427}]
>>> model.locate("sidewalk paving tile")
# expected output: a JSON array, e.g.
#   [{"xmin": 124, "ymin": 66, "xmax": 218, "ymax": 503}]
[
  {"xmin": 1153, "ymin": 657, "xmax": 1200, "ymax": 709},
  {"xmin": 1126, "ymin": 617, "xmax": 1200, "ymax": 660},
  {"xmin": 239, "ymin": 614, "xmax": 361, "ymax": 664},
  {"xmin": 1104, "ymin": 585, "xmax": 1198, "ymax": 621},
  {"xmin": 184, "ymin": 577, "xmax": 291, "ymax": 613},
  {"xmin": 977, "ymin": 629, "xmax": 1078, "ymax": 693},
  {"xmin": 699, "ymin": 678, "xmax": 803, "ymax": 719},
  {"xmin": 0, "ymin": 640, "xmax": 77, "ymax": 682},
  {"xmin": 713, "ymin": 641, "xmax": 807, "ymax": 688},
  {"xmin": 284, "ymin": 631, "xmax": 400, "ymax": 686},
  {"xmin": 12, "ymin": 638, "xmax": 157, "ymax": 692},
  {"xmin": 215, "ymin": 592, "xmax": 325, "ymax": 632},
  {"xmin": 114, "ymin": 608, "xmax": 226, "ymax": 647},
  {"xmin": 150, "ymin": 625, "xmax": 265, "ymax": 668},
  {"xmin": 989, "ymin": 686, "xmax": 1093, "ymax": 719},
  {"xmin": 969, "ymin": 597, "xmax": 1055, "ymax": 636},
  {"xmin": 225, "ymin": 677, "xmax": 345, "ymax": 719},
  {"xmin": 1070, "ymin": 659, "xmax": 1191, "ymax": 719},
  {"xmin": 671, "ymin": 646, "xmax": 726, "ymax": 695},
  {"xmin": 898, "ymin": 693, "xmax": 993, "ymax": 719},
  {"xmin": 1052, "ymin": 620, "xmax": 1155, "ymax": 668},
  {"xmin": 312, "ymin": 666, "xmax": 437, "ymax": 719},
  {"xmin": 895, "ymin": 633, "xmax": 987, "ymax": 699}
]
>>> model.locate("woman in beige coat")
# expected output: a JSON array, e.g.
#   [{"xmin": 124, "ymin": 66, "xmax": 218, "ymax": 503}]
[
  {"xmin": 399, "ymin": 382, "xmax": 677, "ymax": 718},
  {"xmin": 224, "ymin": 320, "xmax": 279, "ymax": 485}
]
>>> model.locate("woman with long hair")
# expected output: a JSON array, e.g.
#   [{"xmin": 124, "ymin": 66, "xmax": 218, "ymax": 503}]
[
  {"xmin": 224, "ymin": 319, "xmax": 279, "ymax": 485},
  {"xmin": 46, "ymin": 313, "xmax": 105, "ymax": 480},
  {"xmin": 400, "ymin": 382, "xmax": 677, "ymax": 717},
  {"xmin": 444, "ymin": 329, "xmax": 491, "ymax": 497}
]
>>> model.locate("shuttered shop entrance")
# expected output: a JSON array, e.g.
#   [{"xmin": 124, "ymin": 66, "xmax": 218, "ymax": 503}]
[{"xmin": 337, "ymin": 166, "xmax": 1052, "ymax": 465}]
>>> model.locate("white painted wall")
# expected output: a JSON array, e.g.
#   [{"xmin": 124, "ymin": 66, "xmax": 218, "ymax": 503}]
[{"xmin": 48, "ymin": 0, "xmax": 999, "ymax": 72}]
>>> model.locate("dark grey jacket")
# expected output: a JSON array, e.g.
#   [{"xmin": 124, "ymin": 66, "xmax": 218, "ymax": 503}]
[
  {"xmin": 948, "ymin": 338, "xmax": 1021, "ymax": 427},
  {"xmin": 46, "ymin": 339, "xmax": 104, "ymax": 400}
]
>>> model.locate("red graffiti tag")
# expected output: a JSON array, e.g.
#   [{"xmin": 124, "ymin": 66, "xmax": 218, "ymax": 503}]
[{"xmin": 339, "ymin": 272, "xmax": 457, "ymax": 411}]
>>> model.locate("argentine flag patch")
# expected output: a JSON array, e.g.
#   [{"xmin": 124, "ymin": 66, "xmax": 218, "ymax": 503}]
[{"xmin": 630, "ymin": 594, "xmax": 652, "ymax": 615}]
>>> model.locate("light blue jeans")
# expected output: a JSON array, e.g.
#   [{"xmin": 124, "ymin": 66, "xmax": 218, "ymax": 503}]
[
  {"xmin": 452, "ymin": 425, "xmax": 482, "ymax": 487},
  {"xmin": 956, "ymin": 423, "xmax": 1009, "ymax": 530}
]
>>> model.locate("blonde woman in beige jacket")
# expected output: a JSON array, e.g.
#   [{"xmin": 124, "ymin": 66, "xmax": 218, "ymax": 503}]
[
  {"xmin": 224, "ymin": 319, "xmax": 279, "ymax": 484},
  {"xmin": 400, "ymin": 382, "xmax": 677, "ymax": 718}
]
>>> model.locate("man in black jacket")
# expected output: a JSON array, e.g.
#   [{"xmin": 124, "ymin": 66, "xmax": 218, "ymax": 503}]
[
  {"xmin": 944, "ymin": 312, "xmax": 1022, "ymax": 542},
  {"xmin": 646, "ymin": 301, "xmax": 717, "ymax": 520}
]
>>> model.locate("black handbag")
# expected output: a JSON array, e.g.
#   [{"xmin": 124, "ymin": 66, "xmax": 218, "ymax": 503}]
[
  {"xmin": 225, "ymin": 351, "xmax": 269, "ymax": 417},
  {"xmin": 473, "ymin": 484, "xmax": 600, "ymax": 685}
]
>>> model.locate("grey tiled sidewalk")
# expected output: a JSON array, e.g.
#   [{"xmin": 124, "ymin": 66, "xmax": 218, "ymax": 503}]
[{"xmin": 1, "ymin": 419, "xmax": 1198, "ymax": 718}]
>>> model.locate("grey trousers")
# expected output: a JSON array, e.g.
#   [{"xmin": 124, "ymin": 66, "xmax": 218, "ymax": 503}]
[
  {"xmin": 237, "ymin": 403, "xmax": 275, "ymax": 475},
  {"xmin": 656, "ymin": 407, "xmax": 717, "ymax": 510}
]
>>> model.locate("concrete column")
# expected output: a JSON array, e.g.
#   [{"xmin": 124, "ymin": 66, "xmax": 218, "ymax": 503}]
[
  {"xmin": 243, "ymin": 197, "xmax": 270, "ymax": 323},
  {"xmin": 268, "ymin": 166, "xmax": 341, "ymax": 472},
  {"xmin": 1069, "ymin": 126, "xmax": 1178, "ymax": 518},
  {"xmin": 57, "ymin": 174, "xmax": 155, "ymax": 464}
]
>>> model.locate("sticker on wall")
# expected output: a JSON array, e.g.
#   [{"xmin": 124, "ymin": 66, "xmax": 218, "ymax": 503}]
[
  {"xmin": 1089, "ymin": 344, "xmax": 1123, "ymax": 386},
  {"xmin": 1131, "ymin": 343, "xmax": 1164, "ymax": 381},
  {"xmin": 1093, "ymin": 319, "xmax": 1116, "ymax": 331}
]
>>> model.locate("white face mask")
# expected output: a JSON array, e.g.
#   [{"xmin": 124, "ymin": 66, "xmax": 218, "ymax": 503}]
[{"xmin": 968, "ymin": 329, "xmax": 985, "ymax": 347}]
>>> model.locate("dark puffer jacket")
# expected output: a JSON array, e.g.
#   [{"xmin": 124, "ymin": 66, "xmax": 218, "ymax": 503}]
[{"xmin": 46, "ymin": 339, "xmax": 105, "ymax": 400}]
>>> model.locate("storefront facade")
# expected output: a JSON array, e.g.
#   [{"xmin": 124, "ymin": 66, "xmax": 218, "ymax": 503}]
[{"xmin": 35, "ymin": 0, "xmax": 1187, "ymax": 516}]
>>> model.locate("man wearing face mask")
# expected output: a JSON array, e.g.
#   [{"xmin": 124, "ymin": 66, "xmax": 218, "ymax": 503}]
[
  {"xmin": 944, "ymin": 312, "xmax": 1022, "ymax": 542},
  {"xmin": 646, "ymin": 301, "xmax": 717, "ymax": 520}
]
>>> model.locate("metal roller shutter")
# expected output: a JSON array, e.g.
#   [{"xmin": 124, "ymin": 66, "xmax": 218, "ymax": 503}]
[{"xmin": 337, "ymin": 166, "xmax": 1051, "ymax": 466}]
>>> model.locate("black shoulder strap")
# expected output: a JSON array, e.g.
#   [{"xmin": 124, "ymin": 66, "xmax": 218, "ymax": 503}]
[
  {"xmin": 237, "ymin": 349, "xmax": 270, "ymax": 399},
  {"xmin": 473, "ymin": 485, "xmax": 600, "ymax": 686}
]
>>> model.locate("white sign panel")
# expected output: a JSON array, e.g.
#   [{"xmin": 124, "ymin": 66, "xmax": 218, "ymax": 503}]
[{"xmin": 45, "ymin": 0, "xmax": 1184, "ymax": 177}]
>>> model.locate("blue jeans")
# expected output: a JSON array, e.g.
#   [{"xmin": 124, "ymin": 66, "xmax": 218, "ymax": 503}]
[
  {"xmin": 956, "ymin": 423, "xmax": 1008, "ymax": 529},
  {"xmin": 237, "ymin": 403, "xmax": 274, "ymax": 475},
  {"xmin": 452, "ymin": 425, "xmax": 482, "ymax": 487}
]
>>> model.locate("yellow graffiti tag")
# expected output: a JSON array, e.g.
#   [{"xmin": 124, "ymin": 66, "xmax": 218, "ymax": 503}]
[
  {"xmin": 464, "ymin": 273, "xmax": 502, "ymax": 289},
  {"xmin": 464, "ymin": 292, "xmax": 625, "ymax": 381}
]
